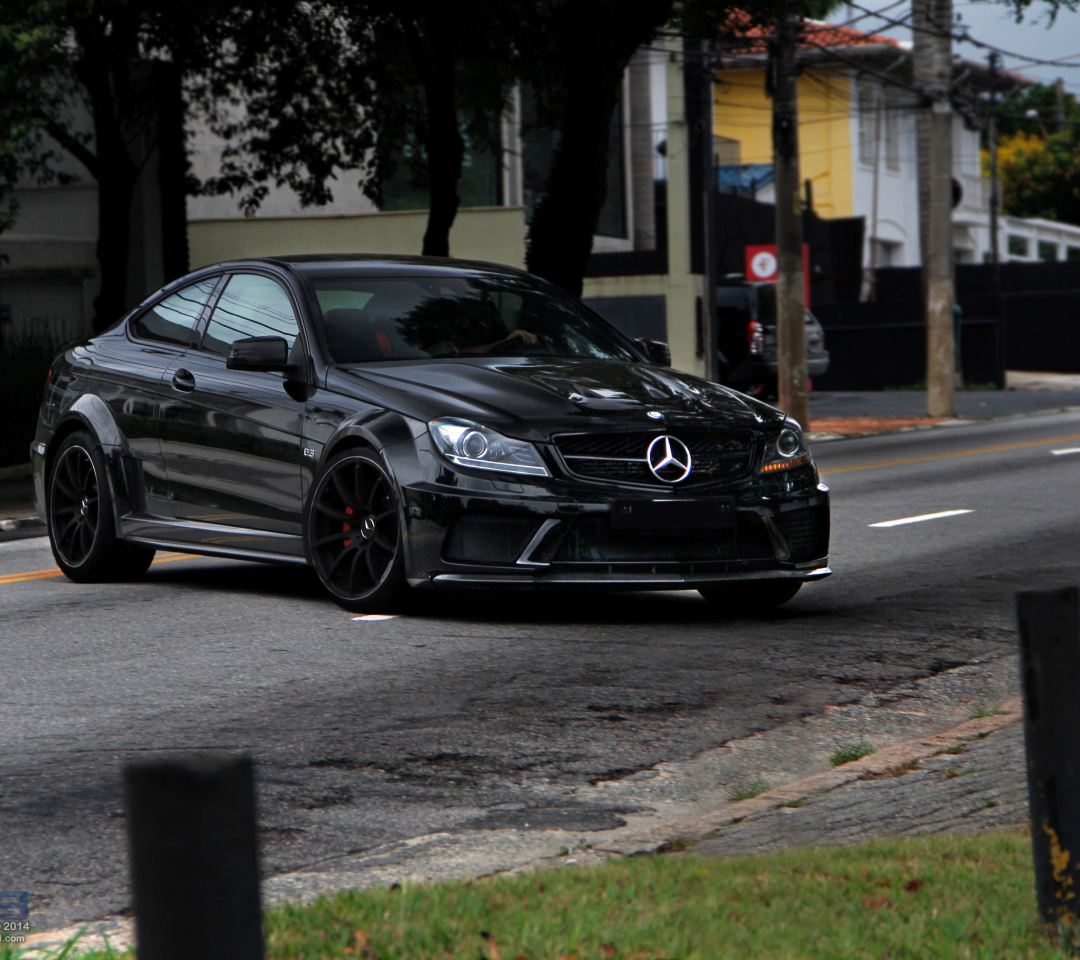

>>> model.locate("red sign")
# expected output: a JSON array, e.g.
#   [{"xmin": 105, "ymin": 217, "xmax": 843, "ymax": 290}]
[{"xmin": 745, "ymin": 244, "xmax": 811, "ymax": 307}]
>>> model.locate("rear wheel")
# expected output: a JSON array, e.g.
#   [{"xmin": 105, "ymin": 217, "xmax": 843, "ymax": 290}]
[
  {"xmin": 698, "ymin": 580, "xmax": 801, "ymax": 612},
  {"xmin": 47, "ymin": 431, "xmax": 155, "ymax": 582},
  {"xmin": 306, "ymin": 448, "xmax": 407, "ymax": 613}
]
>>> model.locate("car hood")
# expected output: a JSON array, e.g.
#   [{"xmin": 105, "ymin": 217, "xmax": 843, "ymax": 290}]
[{"xmin": 329, "ymin": 357, "xmax": 782, "ymax": 441}]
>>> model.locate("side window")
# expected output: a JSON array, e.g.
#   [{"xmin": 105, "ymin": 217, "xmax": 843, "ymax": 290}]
[
  {"xmin": 131, "ymin": 278, "xmax": 217, "ymax": 347},
  {"xmin": 201, "ymin": 274, "xmax": 300, "ymax": 357}
]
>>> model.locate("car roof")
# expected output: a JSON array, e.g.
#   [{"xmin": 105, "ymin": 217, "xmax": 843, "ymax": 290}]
[{"xmin": 211, "ymin": 254, "xmax": 533, "ymax": 282}]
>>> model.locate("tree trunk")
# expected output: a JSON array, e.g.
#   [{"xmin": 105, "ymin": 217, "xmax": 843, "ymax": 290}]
[
  {"xmin": 526, "ymin": 81, "xmax": 619, "ymax": 297},
  {"xmin": 421, "ymin": 45, "xmax": 464, "ymax": 258},
  {"xmin": 74, "ymin": 18, "xmax": 140, "ymax": 333},
  {"xmin": 523, "ymin": 0, "xmax": 672, "ymax": 298}
]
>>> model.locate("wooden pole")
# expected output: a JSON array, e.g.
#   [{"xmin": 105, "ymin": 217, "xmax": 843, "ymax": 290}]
[
  {"xmin": 1017, "ymin": 586, "xmax": 1080, "ymax": 927},
  {"xmin": 771, "ymin": 7, "xmax": 809, "ymax": 429},
  {"xmin": 913, "ymin": 0, "xmax": 956, "ymax": 417},
  {"xmin": 125, "ymin": 754, "xmax": 263, "ymax": 960}
]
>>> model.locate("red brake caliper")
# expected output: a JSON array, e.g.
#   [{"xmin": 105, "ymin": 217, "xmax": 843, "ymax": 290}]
[{"xmin": 343, "ymin": 506, "xmax": 354, "ymax": 547}]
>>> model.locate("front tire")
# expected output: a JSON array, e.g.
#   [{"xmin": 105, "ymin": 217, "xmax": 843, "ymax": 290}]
[
  {"xmin": 306, "ymin": 447, "xmax": 407, "ymax": 613},
  {"xmin": 47, "ymin": 431, "xmax": 155, "ymax": 583},
  {"xmin": 699, "ymin": 580, "xmax": 802, "ymax": 612}
]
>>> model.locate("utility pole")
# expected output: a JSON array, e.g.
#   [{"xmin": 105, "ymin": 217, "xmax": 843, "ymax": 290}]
[
  {"xmin": 988, "ymin": 52, "xmax": 1005, "ymax": 387},
  {"xmin": 769, "ymin": 6, "xmax": 809, "ymax": 429},
  {"xmin": 1056, "ymin": 77, "xmax": 1067, "ymax": 132},
  {"xmin": 700, "ymin": 38, "xmax": 718, "ymax": 383},
  {"xmin": 913, "ymin": 0, "xmax": 956, "ymax": 417}
]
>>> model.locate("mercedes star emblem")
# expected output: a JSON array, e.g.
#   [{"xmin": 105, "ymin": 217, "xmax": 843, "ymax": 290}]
[{"xmin": 646, "ymin": 435, "xmax": 692, "ymax": 483}]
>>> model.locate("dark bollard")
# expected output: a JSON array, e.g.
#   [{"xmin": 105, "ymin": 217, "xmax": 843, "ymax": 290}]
[
  {"xmin": 1017, "ymin": 586, "xmax": 1080, "ymax": 926},
  {"xmin": 124, "ymin": 754, "xmax": 263, "ymax": 960}
]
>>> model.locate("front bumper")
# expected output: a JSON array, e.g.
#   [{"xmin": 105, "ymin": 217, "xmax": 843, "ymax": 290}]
[{"xmin": 389, "ymin": 435, "xmax": 830, "ymax": 590}]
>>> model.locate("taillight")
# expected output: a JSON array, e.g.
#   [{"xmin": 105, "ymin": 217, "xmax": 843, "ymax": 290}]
[
  {"xmin": 44, "ymin": 368, "xmax": 53, "ymax": 392},
  {"xmin": 747, "ymin": 321, "xmax": 764, "ymax": 356}
]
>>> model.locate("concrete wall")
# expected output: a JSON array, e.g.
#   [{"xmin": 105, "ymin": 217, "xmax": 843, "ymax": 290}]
[{"xmin": 188, "ymin": 206, "xmax": 528, "ymax": 271}]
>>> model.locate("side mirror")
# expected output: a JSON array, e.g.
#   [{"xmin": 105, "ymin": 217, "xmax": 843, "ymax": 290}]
[
  {"xmin": 226, "ymin": 336, "xmax": 295, "ymax": 372},
  {"xmin": 634, "ymin": 338, "xmax": 671, "ymax": 367}
]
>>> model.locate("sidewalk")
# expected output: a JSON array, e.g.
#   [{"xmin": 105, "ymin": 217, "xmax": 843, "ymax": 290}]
[
  {"xmin": 807, "ymin": 370, "xmax": 1080, "ymax": 439},
  {"xmin": 19, "ymin": 654, "xmax": 1027, "ymax": 956}
]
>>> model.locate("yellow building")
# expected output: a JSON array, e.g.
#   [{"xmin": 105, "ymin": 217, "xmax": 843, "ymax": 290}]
[
  {"xmin": 710, "ymin": 20, "xmax": 1001, "ymax": 270},
  {"xmin": 713, "ymin": 66, "xmax": 854, "ymax": 221}
]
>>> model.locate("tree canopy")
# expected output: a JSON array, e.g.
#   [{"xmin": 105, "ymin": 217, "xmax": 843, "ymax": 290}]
[{"xmin": 994, "ymin": 128, "xmax": 1080, "ymax": 226}]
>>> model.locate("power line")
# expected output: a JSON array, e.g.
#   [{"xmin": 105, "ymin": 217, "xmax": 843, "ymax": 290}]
[{"xmin": 844, "ymin": 0, "xmax": 1080, "ymax": 69}]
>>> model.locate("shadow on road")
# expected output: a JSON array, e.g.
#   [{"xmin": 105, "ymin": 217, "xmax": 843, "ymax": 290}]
[{"xmin": 143, "ymin": 559, "xmax": 827, "ymax": 626}]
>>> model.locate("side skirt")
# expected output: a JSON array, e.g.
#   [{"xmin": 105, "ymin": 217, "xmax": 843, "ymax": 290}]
[{"xmin": 119, "ymin": 515, "xmax": 309, "ymax": 567}]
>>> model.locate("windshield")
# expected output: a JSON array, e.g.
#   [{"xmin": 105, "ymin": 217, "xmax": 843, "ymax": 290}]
[{"xmin": 311, "ymin": 276, "xmax": 637, "ymax": 364}]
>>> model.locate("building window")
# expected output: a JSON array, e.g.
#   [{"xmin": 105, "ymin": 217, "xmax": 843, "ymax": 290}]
[
  {"xmin": 381, "ymin": 127, "xmax": 502, "ymax": 211},
  {"xmin": 1038, "ymin": 240, "xmax": 1058, "ymax": 261},
  {"xmin": 1007, "ymin": 235, "xmax": 1029, "ymax": 258},
  {"xmin": 714, "ymin": 135, "xmax": 740, "ymax": 167},
  {"xmin": 883, "ymin": 92, "xmax": 900, "ymax": 171},
  {"xmin": 871, "ymin": 239, "xmax": 900, "ymax": 267},
  {"xmin": 1067, "ymin": 246, "xmax": 1080, "ymax": 261},
  {"xmin": 858, "ymin": 84, "xmax": 879, "ymax": 167},
  {"xmin": 595, "ymin": 95, "xmax": 626, "ymax": 238}
]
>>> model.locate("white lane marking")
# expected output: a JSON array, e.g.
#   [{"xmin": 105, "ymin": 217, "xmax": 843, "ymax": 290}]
[
  {"xmin": 352, "ymin": 614, "xmax": 399, "ymax": 621},
  {"xmin": 869, "ymin": 509, "xmax": 974, "ymax": 528},
  {"xmin": 1051, "ymin": 448, "xmax": 1080, "ymax": 456}
]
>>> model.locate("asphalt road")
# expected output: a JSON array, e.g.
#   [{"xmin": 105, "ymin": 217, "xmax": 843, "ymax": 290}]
[{"xmin": 3, "ymin": 410, "xmax": 1079, "ymax": 930}]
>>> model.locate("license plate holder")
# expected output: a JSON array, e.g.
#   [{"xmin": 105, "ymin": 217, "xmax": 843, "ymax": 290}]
[{"xmin": 610, "ymin": 497, "xmax": 736, "ymax": 531}]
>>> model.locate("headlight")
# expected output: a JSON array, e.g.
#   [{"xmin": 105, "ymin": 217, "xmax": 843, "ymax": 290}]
[
  {"xmin": 428, "ymin": 418, "xmax": 550, "ymax": 477},
  {"xmin": 761, "ymin": 420, "xmax": 811, "ymax": 474}
]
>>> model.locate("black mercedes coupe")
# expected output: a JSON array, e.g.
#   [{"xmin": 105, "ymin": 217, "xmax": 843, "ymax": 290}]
[{"xmin": 32, "ymin": 255, "xmax": 830, "ymax": 612}]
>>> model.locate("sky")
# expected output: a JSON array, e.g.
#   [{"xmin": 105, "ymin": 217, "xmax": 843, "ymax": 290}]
[{"xmin": 841, "ymin": 0, "xmax": 1080, "ymax": 96}]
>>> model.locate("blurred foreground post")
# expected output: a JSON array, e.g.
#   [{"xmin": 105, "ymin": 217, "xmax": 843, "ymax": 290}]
[
  {"xmin": 1017, "ymin": 587, "xmax": 1080, "ymax": 927},
  {"xmin": 125, "ymin": 754, "xmax": 263, "ymax": 960}
]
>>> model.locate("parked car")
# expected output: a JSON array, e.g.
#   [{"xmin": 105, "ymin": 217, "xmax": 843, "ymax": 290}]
[
  {"xmin": 715, "ymin": 278, "xmax": 830, "ymax": 397},
  {"xmin": 32, "ymin": 256, "xmax": 830, "ymax": 613}
]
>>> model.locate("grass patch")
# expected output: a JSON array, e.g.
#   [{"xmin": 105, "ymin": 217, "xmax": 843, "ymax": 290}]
[
  {"xmin": 830, "ymin": 740, "xmax": 875, "ymax": 767},
  {"xmin": 727, "ymin": 777, "xmax": 770, "ymax": 802},
  {"xmin": 936, "ymin": 743, "xmax": 968, "ymax": 756},
  {"xmin": 777, "ymin": 797, "xmax": 809, "ymax": 808},
  {"xmin": 31, "ymin": 828, "xmax": 1077, "ymax": 960},
  {"xmin": 970, "ymin": 704, "xmax": 1005, "ymax": 720},
  {"xmin": 657, "ymin": 836, "xmax": 697, "ymax": 853}
]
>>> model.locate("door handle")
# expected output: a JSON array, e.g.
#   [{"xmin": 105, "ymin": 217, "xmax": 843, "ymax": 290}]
[{"xmin": 171, "ymin": 368, "xmax": 196, "ymax": 392}]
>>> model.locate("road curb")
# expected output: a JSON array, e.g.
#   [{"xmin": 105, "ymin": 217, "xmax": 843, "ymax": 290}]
[
  {"xmin": 0, "ymin": 515, "xmax": 45, "ymax": 543},
  {"xmin": 809, "ymin": 403, "xmax": 1080, "ymax": 443},
  {"xmin": 595, "ymin": 697, "xmax": 1022, "ymax": 856}
]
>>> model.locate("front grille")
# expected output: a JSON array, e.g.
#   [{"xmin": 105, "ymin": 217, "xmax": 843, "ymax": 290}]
[
  {"xmin": 550, "ymin": 519, "xmax": 737, "ymax": 563},
  {"xmin": 775, "ymin": 505, "xmax": 829, "ymax": 561},
  {"xmin": 544, "ymin": 512, "xmax": 775, "ymax": 564},
  {"xmin": 553, "ymin": 431, "xmax": 756, "ymax": 490},
  {"xmin": 443, "ymin": 514, "xmax": 542, "ymax": 565}
]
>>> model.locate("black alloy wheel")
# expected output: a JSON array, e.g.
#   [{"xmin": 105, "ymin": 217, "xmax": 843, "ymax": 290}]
[
  {"xmin": 307, "ymin": 448, "xmax": 406, "ymax": 612},
  {"xmin": 47, "ymin": 431, "xmax": 155, "ymax": 582},
  {"xmin": 698, "ymin": 579, "xmax": 802, "ymax": 612},
  {"xmin": 50, "ymin": 442, "xmax": 100, "ymax": 568}
]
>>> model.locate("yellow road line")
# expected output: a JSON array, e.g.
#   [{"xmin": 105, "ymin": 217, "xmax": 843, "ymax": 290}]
[
  {"xmin": 820, "ymin": 432, "xmax": 1080, "ymax": 477},
  {"xmin": 0, "ymin": 552, "xmax": 197, "ymax": 586}
]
